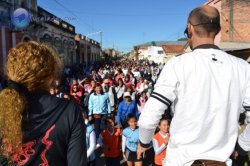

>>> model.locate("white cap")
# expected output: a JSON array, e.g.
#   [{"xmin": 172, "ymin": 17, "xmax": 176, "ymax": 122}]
[{"xmin": 123, "ymin": 92, "xmax": 131, "ymax": 98}]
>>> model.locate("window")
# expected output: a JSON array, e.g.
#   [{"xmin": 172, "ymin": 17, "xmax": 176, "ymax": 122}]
[
  {"xmin": 15, "ymin": 0, "xmax": 22, "ymax": 8},
  {"xmin": 20, "ymin": 0, "xmax": 25, "ymax": 8},
  {"xmin": 158, "ymin": 50, "xmax": 164, "ymax": 54},
  {"xmin": 62, "ymin": 23, "xmax": 67, "ymax": 28},
  {"xmin": 69, "ymin": 26, "xmax": 73, "ymax": 31},
  {"xmin": 52, "ymin": 19, "xmax": 60, "ymax": 25},
  {"xmin": 26, "ymin": 0, "xmax": 31, "ymax": 11}
]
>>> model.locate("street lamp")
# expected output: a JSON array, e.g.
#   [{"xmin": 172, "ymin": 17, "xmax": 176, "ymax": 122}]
[{"xmin": 86, "ymin": 30, "xmax": 103, "ymax": 61}]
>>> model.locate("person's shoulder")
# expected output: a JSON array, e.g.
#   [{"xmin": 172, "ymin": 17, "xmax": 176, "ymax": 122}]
[
  {"xmin": 131, "ymin": 100, "xmax": 137, "ymax": 105},
  {"xmin": 89, "ymin": 92, "xmax": 96, "ymax": 98},
  {"xmin": 87, "ymin": 125, "xmax": 94, "ymax": 133},
  {"xmin": 226, "ymin": 51, "xmax": 250, "ymax": 66},
  {"xmin": 135, "ymin": 127, "xmax": 139, "ymax": 133},
  {"xmin": 53, "ymin": 97, "xmax": 83, "ymax": 129},
  {"xmin": 64, "ymin": 99, "xmax": 82, "ymax": 116},
  {"xmin": 100, "ymin": 130, "xmax": 107, "ymax": 137},
  {"xmin": 123, "ymin": 127, "xmax": 130, "ymax": 132},
  {"xmin": 173, "ymin": 51, "xmax": 196, "ymax": 61},
  {"xmin": 122, "ymin": 127, "xmax": 130, "ymax": 135},
  {"xmin": 115, "ymin": 127, "xmax": 122, "ymax": 135},
  {"xmin": 222, "ymin": 51, "xmax": 250, "ymax": 76},
  {"xmin": 104, "ymin": 92, "xmax": 109, "ymax": 97},
  {"xmin": 29, "ymin": 92, "xmax": 71, "ymax": 108},
  {"xmin": 153, "ymin": 132, "xmax": 161, "ymax": 139}
]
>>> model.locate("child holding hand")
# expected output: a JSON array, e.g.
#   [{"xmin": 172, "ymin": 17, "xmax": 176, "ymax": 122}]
[{"xmin": 153, "ymin": 117, "xmax": 171, "ymax": 166}]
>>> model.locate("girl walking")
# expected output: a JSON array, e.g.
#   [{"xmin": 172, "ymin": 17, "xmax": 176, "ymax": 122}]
[
  {"xmin": 122, "ymin": 114, "xmax": 142, "ymax": 166},
  {"xmin": 153, "ymin": 117, "xmax": 171, "ymax": 166}
]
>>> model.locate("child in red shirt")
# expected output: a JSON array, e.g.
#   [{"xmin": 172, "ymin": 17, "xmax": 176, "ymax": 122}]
[
  {"xmin": 98, "ymin": 117, "xmax": 121, "ymax": 166},
  {"xmin": 153, "ymin": 117, "xmax": 171, "ymax": 166}
]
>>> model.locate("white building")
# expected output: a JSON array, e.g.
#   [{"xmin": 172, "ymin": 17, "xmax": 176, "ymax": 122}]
[{"xmin": 138, "ymin": 46, "xmax": 166, "ymax": 64}]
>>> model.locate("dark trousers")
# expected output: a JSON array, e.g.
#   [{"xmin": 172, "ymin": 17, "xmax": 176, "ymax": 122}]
[
  {"xmin": 87, "ymin": 160, "xmax": 95, "ymax": 166},
  {"xmin": 94, "ymin": 114, "xmax": 106, "ymax": 139},
  {"xmin": 232, "ymin": 155, "xmax": 250, "ymax": 166},
  {"xmin": 106, "ymin": 157, "xmax": 120, "ymax": 166}
]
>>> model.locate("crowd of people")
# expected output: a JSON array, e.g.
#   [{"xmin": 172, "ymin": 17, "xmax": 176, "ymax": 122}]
[
  {"xmin": 0, "ymin": 51, "xmax": 170, "ymax": 166},
  {"xmin": 48, "ymin": 58, "xmax": 170, "ymax": 166}
]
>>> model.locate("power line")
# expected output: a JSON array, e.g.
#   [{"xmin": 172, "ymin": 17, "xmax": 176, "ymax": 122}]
[
  {"xmin": 51, "ymin": 11, "xmax": 189, "ymax": 17},
  {"xmin": 40, "ymin": 1, "xmax": 189, "ymax": 17},
  {"xmin": 44, "ymin": 0, "xmax": 98, "ymax": 32}
]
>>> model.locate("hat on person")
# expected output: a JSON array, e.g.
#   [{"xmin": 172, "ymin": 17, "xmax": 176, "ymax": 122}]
[{"xmin": 124, "ymin": 92, "xmax": 131, "ymax": 98}]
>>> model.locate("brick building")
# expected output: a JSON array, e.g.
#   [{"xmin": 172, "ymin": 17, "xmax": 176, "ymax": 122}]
[
  {"xmin": 221, "ymin": 0, "xmax": 250, "ymax": 42},
  {"xmin": 206, "ymin": 0, "xmax": 250, "ymax": 48}
]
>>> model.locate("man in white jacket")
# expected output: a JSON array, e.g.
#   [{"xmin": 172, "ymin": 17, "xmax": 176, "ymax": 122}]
[{"xmin": 137, "ymin": 5, "xmax": 250, "ymax": 166}]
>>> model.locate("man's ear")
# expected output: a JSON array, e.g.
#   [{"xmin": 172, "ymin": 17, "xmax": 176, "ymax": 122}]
[
  {"xmin": 188, "ymin": 24, "xmax": 193, "ymax": 39},
  {"xmin": 216, "ymin": 25, "xmax": 221, "ymax": 35}
]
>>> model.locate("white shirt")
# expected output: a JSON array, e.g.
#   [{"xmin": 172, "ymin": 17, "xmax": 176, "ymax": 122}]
[
  {"xmin": 87, "ymin": 130, "xmax": 96, "ymax": 158},
  {"xmin": 133, "ymin": 71, "xmax": 141, "ymax": 79},
  {"xmin": 138, "ymin": 46, "xmax": 250, "ymax": 166}
]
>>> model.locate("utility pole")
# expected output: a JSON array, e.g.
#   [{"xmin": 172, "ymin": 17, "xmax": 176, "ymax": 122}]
[
  {"xmin": 100, "ymin": 31, "xmax": 103, "ymax": 49},
  {"xmin": 229, "ymin": 0, "xmax": 234, "ymax": 41}
]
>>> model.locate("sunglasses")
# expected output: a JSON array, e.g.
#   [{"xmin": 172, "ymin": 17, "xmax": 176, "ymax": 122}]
[
  {"xmin": 184, "ymin": 22, "xmax": 220, "ymax": 39},
  {"xmin": 184, "ymin": 27, "xmax": 189, "ymax": 38}
]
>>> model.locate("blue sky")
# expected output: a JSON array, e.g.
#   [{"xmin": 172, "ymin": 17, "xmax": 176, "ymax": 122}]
[{"xmin": 38, "ymin": 0, "xmax": 207, "ymax": 52}]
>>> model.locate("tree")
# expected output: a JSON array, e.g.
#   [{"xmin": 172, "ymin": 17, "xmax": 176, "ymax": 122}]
[{"xmin": 177, "ymin": 37, "xmax": 187, "ymax": 41}]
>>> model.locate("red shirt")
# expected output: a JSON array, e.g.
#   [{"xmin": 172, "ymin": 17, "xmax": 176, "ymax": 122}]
[{"xmin": 101, "ymin": 128, "xmax": 121, "ymax": 158}]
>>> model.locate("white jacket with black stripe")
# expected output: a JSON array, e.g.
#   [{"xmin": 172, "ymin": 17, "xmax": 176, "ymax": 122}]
[{"xmin": 138, "ymin": 45, "xmax": 250, "ymax": 166}]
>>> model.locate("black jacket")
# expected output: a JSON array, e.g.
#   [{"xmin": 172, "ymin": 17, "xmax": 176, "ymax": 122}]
[{"xmin": 7, "ymin": 92, "xmax": 86, "ymax": 166}]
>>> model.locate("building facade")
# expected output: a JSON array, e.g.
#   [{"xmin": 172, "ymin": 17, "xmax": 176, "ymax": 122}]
[
  {"xmin": 162, "ymin": 45, "xmax": 185, "ymax": 62},
  {"xmin": 133, "ymin": 46, "xmax": 166, "ymax": 64},
  {"xmin": 0, "ymin": 0, "xmax": 38, "ymax": 74},
  {"xmin": 133, "ymin": 41, "xmax": 186, "ymax": 63},
  {"xmin": 75, "ymin": 34, "xmax": 101, "ymax": 65},
  {"xmin": 206, "ymin": 0, "xmax": 250, "ymax": 47},
  {"xmin": 0, "ymin": 0, "xmax": 102, "ymax": 74},
  {"xmin": 37, "ymin": 6, "xmax": 77, "ymax": 66},
  {"xmin": 206, "ymin": 0, "xmax": 250, "ymax": 62}
]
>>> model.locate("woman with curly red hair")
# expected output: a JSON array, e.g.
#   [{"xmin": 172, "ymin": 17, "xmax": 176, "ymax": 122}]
[{"xmin": 0, "ymin": 41, "xmax": 86, "ymax": 166}]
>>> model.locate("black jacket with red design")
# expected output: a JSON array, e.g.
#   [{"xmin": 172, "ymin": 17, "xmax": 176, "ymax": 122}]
[{"xmin": 5, "ymin": 92, "xmax": 86, "ymax": 166}]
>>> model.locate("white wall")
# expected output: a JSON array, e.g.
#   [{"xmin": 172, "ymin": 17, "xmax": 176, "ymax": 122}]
[{"xmin": 138, "ymin": 46, "xmax": 166, "ymax": 63}]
